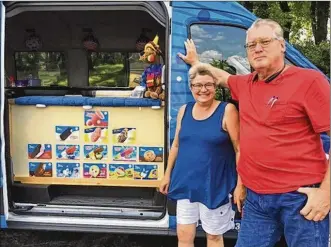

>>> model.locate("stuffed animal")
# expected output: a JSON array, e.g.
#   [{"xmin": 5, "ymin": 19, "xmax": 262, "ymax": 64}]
[{"xmin": 139, "ymin": 34, "xmax": 164, "ymax": 100}]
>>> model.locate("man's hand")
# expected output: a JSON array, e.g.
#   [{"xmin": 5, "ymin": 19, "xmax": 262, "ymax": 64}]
[
  {"xmin": 233, "ymin": 183, "xmax": 246, "ymax": 213},
  {"xmin": 177, "ymin": 39, "xmax": 200, "ymax": 66},
  {"xmin": 297, "ymin": 187, "xmax": 330, "ymax": 221}
]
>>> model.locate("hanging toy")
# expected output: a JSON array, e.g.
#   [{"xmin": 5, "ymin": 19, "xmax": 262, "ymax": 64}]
[
  {"xmin": 139, "ymin": 34, "xmax": 164, "ymax": 101},
  {"xmin": 135, "ymin": 28, "xmax": 150, "ymax": 53},
  {"xmin": 83, "ymin": 32, "xmax": 99, "ymax": 51}
]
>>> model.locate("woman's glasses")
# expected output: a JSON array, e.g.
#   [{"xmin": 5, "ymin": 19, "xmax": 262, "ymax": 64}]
[{"xmin": 190, "ymin": 83, "xmax": 216, "ymax": 91}]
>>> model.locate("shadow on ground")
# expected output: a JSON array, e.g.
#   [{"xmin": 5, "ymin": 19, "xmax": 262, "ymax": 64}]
[
  {"xmin": 0, "ymin": 230, "xmax": 232, "ymax": 247},
  {"xmin": 0, "ymin": 229, "xmax": 287, "ymax": 247}
]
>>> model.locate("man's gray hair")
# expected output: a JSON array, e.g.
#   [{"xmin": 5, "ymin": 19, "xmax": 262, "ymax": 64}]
[
  {"xmin": 188, "ymin": 63, "xmax": 217, "ymax": 86},
  {"xmin": 247, "ymin": 18, "xmax": 284, "ymax": 40}
]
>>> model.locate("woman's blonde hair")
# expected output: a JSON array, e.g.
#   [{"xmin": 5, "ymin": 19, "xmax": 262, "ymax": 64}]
[{"xmin": 188, "ymin": 63, "xmax": 217, "ymax": 86}]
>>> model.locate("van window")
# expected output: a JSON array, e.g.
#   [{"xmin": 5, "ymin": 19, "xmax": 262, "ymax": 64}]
[
  {"xmin": 15, "ymin": 52, "xmax": 68, "ymax": 86},
  {"xmin": 190, "ymin": 24, "xmax": 250, "ymax": 75},
  {"xmin": 190, "ymin": 24, "xmax": 249, "ymax": 101},
  {"xmin": 88, "ymin": 52, "xmax": 148, "ymax": 88}
]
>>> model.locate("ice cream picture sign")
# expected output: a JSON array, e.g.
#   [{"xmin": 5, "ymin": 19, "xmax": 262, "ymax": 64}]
[{"xmin": 15, "ymin": 105, "xmax": 164, "ymax": 186}]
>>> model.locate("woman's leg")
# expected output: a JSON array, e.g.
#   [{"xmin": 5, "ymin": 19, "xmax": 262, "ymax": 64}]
[
  {"xmin": 199, "ymin": 201, "xmax": 235, "ymax": 247},
  {"xmin": 177, "ymin": 223, "xmax": 197, "ymax": 247},
  {"xmin": 176, "ymin": 199, "xmax": 200, "ymax": 247},
  {"xmin": 206, "ymin": 233, "xmax": 224, "ymax": 247}
]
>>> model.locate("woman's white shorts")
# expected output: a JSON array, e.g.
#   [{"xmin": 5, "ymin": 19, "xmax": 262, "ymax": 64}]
[{"xmin": 176, "ymin": 199, "xmax": 235, "ymax": 236}]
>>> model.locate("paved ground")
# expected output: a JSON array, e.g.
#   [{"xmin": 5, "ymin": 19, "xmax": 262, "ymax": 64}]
[{"xmin": 0, "ymin": 230, "xmax": 239, "ymax": 247}]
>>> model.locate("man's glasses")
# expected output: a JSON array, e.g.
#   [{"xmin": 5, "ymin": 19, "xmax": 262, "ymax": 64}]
[
  {"xmin": 244, "ymin": 37, "xmax": 280, "ymax": 51},
  {"xmin": 190, "ymin": 83, "xmax": 215, "ymax": 91}
]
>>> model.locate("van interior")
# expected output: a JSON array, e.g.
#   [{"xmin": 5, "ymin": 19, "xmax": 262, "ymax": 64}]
[{"xmin": 4, "ymin": 1, "xmax": 168, "ymax": 220}]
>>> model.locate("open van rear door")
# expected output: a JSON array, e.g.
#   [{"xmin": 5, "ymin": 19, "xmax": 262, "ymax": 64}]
[{"xmin": 0, "ymin": 1, "xmax": 8, "ymax": 229}]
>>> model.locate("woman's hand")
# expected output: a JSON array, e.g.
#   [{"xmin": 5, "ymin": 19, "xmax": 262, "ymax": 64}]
[
  {"xmin": 159, "ymin": 174, "xmax": 171, "ymax": 195},
  {"xmin": 177, "ymin": 39, "xmax": 200, "ymax": 66},
  {"xmin": 234, "ymin": 183, "xmax": 246, "ymax": 213}
]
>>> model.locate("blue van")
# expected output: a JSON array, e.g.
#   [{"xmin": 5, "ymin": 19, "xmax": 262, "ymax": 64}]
[{"xmin": 0, "ymin": 1, "xmax": 329, "ymax": 238}]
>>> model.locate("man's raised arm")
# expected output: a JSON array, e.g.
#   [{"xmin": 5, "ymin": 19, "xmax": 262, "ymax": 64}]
[{"xmin": 177, "ymin": 39, "xmax": 231, "ymax": 88}]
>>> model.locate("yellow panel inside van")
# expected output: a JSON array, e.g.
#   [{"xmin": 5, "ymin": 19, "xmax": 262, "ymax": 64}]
[{"xmin": 9, "ymin": 104, "xmax": 164, "ymax": 187}]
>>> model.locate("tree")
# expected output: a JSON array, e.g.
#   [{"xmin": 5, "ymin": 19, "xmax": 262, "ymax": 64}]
[
  {"xmin": 253, "ymin": 2, "xmax": 271, "ymax": 19},
  {"xmin": 241, "ymin": 1, "xmax": 253, "ymax": 12},
  {"xmin": 310, "ymin": 1, "xmax": 330, "ymax": 45},
  {"xmin": 278, "ymin": 2, "xmax": 292, "ymax": 41}
]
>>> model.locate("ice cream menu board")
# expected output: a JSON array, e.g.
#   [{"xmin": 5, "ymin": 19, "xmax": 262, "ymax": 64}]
[{"xmin": 10, "ymin": 104, "xmax": 164, "ymax": 186}]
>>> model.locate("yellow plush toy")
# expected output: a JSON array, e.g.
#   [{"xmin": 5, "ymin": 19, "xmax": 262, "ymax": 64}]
[{"xmin": 139, "ymin": 35, "xmax": 164, "ymax": 101}]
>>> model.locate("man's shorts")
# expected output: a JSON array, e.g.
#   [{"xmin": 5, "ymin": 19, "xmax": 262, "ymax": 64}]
[{"xmin": 176, "ymin": 199, "xmax": 235, "ymax": 236}]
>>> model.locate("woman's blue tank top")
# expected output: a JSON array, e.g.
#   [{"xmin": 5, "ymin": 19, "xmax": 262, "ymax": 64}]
[{"xmin": 167, "ymin": 101, "xmax": 237, "ymax": 209}]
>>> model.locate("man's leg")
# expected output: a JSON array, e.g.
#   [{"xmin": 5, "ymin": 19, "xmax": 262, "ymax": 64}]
[
  {"xmin": 280, "ymin": 191, "xmax": 329, "ymax": 247},
  {"xmin": 176, "ymin": 199, "xmax": 199, "ymax": 247},
  {"xmin": 235, "ymin": 189, "xmax": 282, "ymax": 247}
]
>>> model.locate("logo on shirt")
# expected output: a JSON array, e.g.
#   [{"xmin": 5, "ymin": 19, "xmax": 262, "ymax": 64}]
[{"xmin": 267, "ymin": 96, "xmax": 279, "ymax": 108}]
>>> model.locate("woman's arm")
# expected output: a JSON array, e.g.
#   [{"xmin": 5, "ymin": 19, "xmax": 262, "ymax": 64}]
[
  {"xmin": 159, "ymin": 105, "xmax": 186, "ymax": 194},
  {"xmin": 164, "ymin": 105, "xmax": 186, "ymax": 177},
  {"xmin": 223, "ymin": 103, "xmax": 246, "ymax": 212},
  {"xmin": 223, "ymin": 103, "xmax": 240, "ymax": 169}
]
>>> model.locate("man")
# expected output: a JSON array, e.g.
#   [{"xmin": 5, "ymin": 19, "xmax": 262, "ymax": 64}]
[{"xmin": 178, "ymin": 18, "xmax": 330, "ymax": 247}]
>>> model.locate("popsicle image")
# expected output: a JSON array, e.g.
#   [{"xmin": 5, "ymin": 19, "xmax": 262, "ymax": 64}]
[
  {"xmin": 29, "ymin": 144, "xmax": 42, "ymax": 158},
  {"xmin": 86, "ymin": 146, "xmax": 104, "ymax": 160},
  {"xmin": 91, "ymin": 127, "xmax": 101, "ymax": 142},
  {"xmin": 117, "ymin": 128, "xmax": 128, "ymax": 143},
  {"xmin": 115, "ymin": 167, "xmax": 125, "ymax": 177},
  {"xmin": 86, "ymin": 149, "xmax": 96, "ymax": 159},
  {"xmin": 60, "ymin": 127, "xmax": 73, "ymax": 141},
  {"xmin": 34, "ymin": 145, "xmax": 45, "ymax": 159},
  {"xmin": 114, "ymin": 147, "xmax": 135, "ymax": 160},
  {"xmin": 66, "ymin": 146, "xmax": 76, "ymax": 155},
  {"xmin": 86, "ymin": 111, "xmax": 107, "ymax": 127}
]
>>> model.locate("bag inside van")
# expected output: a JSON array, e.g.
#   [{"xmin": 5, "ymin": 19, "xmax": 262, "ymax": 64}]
[{"xmin": 4, "ymin": 1, "xmax": 168, "ymax": 220}]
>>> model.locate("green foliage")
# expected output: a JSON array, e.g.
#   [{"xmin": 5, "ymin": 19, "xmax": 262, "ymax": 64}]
[
  {"xmin": 252, "ymin": 2, "xmax": 271, "ymax": 19},
  {"xmin": 89, "ymin": 64, "xmax": 125, "ymax": 87},
  {"xmin": 293, "ymin": 41, "xmax": 330, "ymax": 77},
  {"xmin": 287, "ymin": 2, "xmax": 313, "ymax": 42},
  {"xmin": 210, "ymin": 59, "xmax": 236, "ymax": 101},
  {"xmin": 210, "ymin": 59, "xmax": 237, "ymax": 75}
]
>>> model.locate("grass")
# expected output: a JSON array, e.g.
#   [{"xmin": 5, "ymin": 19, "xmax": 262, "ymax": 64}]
[{"xmin": 89, "ymin": 64, "xmax": 125, "ymax": 87}]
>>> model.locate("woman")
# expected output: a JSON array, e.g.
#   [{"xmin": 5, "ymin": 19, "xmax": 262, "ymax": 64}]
[{"xmin": 159, "ymin": 63, "xmax": 246, "ymax": 247}]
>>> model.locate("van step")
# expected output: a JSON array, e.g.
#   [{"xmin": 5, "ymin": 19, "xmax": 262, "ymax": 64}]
[
  {"xmin": 11, "ymin": 204, "xmax": 164, "ymax": 220},
  {"xmin": 49, "ymin": 195, "xmax": 163, "ymax": 209}
]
